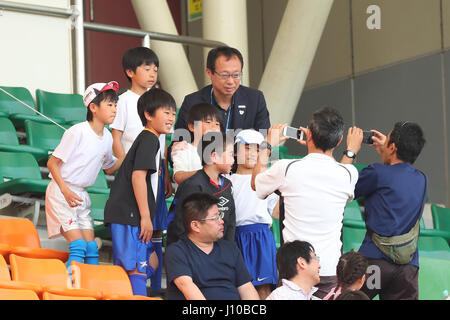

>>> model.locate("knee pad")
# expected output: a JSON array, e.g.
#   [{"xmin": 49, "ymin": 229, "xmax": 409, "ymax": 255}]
[{"xmin": 85, "ymin": 240, "xmax": 99, "ymax": 265}]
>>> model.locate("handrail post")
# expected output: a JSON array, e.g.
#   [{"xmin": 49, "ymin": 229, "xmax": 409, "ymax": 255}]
[
  {"xmin": 142, "ymin": 34, "xmax": 151, "ymax": 48},
  {"xmin": 73, "ymin": 0, "xmax": 85, "ymax": 95}
]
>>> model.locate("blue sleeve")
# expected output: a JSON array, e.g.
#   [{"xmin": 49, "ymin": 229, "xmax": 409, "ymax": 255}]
[
  {"xmin": 165, "ymin": 242, "xmax": 192, "ymax": 284},
  {"xmin": 355, "ymin": 165, "xmax": 379, "ymax": 198}
]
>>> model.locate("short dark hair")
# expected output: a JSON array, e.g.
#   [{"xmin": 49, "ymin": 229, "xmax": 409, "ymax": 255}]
[
  {"xmin": 336, "ymin": 290, "xmax": 370, "ymax": 300},
  {"xmin": 137, "ymin": 88, "xmax": 176, "ymax": 126},
  {"xmin": 122, "ymin": 47, "xmax": 159, "ymax": 82},
  {"xmin": 187, "ymin": 103, "xmax": 222, "ymax": 126},
  {"xmin": 276, "ymin": 240, "xmax": 315, "ymax": 284},
  {"xmin": 308, "ymin": 107, "xmax": 344, "ymax": 152},
  {"xmin": 206, "ymin": 46, "xmax": 244, "ymax": 73},
  {"xmin": 182, "ymin": 192, "xmax": 220, "ymax": 233},
  {"xmin": 198, "ymin": 131, "xmax": 234, "ymax": 166},
  {"xmin": 336, "ymin": 251, "xmax": 368, "ymax": 291},
  {"xmin": 388, "ymin": 122, "xmax": 425, "ymax": 164},
  {"xmin": 86, "ymin": 89, "xmax": 119, "ymax": 121}
]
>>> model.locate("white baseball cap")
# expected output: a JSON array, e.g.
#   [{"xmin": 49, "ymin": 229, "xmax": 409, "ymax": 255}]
[
  {"xmin": 235, "ymin": 129, "xmax": 265, "ymax": 145},
  {"xmin": 83, "ymin": 81, "xmax": 119, "ymax": 107}
]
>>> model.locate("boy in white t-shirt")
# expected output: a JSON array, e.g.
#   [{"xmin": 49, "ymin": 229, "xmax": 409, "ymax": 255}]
[
  {"xmin": 229, "ymin": 129, "xmax": 279, "ymax": 300},
  {"xmin": 171, "ymin": 102, "xmax": 221, "ymax": 189},
  {"xmin": 110, "ymin": 47, "xmax": 170, "ymax": 292},
  {"xmin": 45, "ymin": 81, "xmax": 123, "ymax": 273}
]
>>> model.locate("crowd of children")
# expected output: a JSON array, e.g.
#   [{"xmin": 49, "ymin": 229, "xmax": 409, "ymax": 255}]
[{"xmin": 44, "ymin": 45, "xmax": 425, "ymax": 301}]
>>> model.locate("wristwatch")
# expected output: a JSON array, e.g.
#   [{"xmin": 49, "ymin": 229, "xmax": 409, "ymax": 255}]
[
  {"xmin": 343, "ymin": 149, "xmax": 356, "ymax": 159},
  {"xmin": 259, "ymin": 141, "xmax": 272, "ymax": 154}
]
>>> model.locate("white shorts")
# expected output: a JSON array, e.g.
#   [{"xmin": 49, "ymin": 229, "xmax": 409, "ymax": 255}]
[{"xmin": 45, "ymin": 180, "xmax": 93, "ymax": 239}]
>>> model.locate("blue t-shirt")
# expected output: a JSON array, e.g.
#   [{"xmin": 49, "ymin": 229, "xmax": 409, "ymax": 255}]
[
  {"xmin": 165, "ymin": 235, "xmax": 252, "ymax": 300},
  {"xmin": 355, "ymin": 163, "xmax": 427, "ymax": 267}
]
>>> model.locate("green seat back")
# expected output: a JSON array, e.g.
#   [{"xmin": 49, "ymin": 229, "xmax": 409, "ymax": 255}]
[
  {"xmin": 418, "ymin": 257, "xmax": 450, "ymax": 299},
  {"xmin": 91, "ymin": 170, "xmax": 108, "ymax": 189},
  {"xmin": 89, "ymin": 193, "xmax": 109, "ymax": 222},
  {"xmin": 0, "ymin": 86, "xmax": 37, "ymax": 116},
  {"xmin": 36, "ymin": 89, "xmax": 85, "ymax": 124},
  {"xmin": 418, "ymin": 235, "xmax": 450, "ymax": 252},
  {"xmin": 431, "ymin": 204, "xmax": 450, "ymax": 233},
  {"xmin": 0, "ymin": 117, "xmax": 19, "ymax": 145},
  {"xmin": 343, "ymin": 226, "xmax": 366, "ymax": 253},
  {"xmin": 270, "ymin": 218, "xmax": 281, "ymax": 249},
  {"xmin": 344, "ymin": 200, "xmax": 363, "ymax": 220},
  {"xmin": 0, "ymin": 151, "xmax": 42, "ymax": 181},
  {"xmin": 24, "ymin": 120, "xmax": 65, "ymax": 153}
]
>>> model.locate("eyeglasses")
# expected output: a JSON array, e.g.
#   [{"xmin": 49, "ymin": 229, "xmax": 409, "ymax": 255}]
[
  {"xmin": 198, "ymin": 211, "xmax": 224, "ymax": 222},
  {"xmin": 311, "ymin": 255, "xmax": 320, "ymax": 263},
  {"xmin": 214, "ymin": 72, "xmax": 242, "ymax": 80}
]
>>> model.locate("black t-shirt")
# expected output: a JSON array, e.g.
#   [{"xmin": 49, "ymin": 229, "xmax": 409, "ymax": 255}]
[
  {"xmin": 104, "ymin": 130, "xmax": 159, "ymax": 226},
  {"xmin": 165, "ymin": 235, "xmax": 252, "ymax": 300},
  {"xmin": 166, "ymin": 170, "xmax": 236, "ymax": 246}
]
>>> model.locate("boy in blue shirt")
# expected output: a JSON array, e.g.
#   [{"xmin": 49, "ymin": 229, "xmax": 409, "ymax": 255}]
[
  {"xmin": 351, "ymin": 122, "xmax": 426, "ymax": 300},
  {"xmin": 104, "ymin": 88, "xmax": 177, "ymax": 296}
]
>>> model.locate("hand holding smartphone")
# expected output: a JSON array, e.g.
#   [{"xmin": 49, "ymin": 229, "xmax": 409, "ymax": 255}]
[{"xmin": 282, "ymin": 126, "xmax": 305, "ymax": 141}]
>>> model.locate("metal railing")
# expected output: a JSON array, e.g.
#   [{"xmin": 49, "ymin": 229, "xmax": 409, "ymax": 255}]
[{"xmin": 0, "ymin": 0, "xmax": 226, "ymax": 93}]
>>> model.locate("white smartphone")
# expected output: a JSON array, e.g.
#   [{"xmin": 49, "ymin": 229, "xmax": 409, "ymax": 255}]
[{"xmin": 282, "ymin": 126, "xmax": 304, "ymax": 141}]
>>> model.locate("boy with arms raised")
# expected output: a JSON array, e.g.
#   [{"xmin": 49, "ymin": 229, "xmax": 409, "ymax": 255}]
[
  {"xmin": 105, "ymin": 88, "xmax": 176, "ymax": 296},
  {"xmin": 46, "ymin": 81, "xmax": 122, "ymax": 272}
]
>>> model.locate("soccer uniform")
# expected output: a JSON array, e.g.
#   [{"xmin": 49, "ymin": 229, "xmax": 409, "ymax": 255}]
[
  {"xmin": 104, "ymin": 129, "xmax": 160, "ymax": 276},
  {"xmin": 45, "ymin": 121, "xmax": 117, "ymax": 239},
  {"xmin": 229, "ymin": 173, "xmax": 279, "ymax": 287},
  {"xmin": 110, "ymin": 89, "xmax": 168, "ymax": 232},
  {"xmin": 166, "ymin": 170, "xmax": 236, "ymax": 246}
]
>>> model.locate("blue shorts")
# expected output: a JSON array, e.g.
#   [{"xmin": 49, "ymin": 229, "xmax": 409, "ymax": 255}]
[
  {"xmin": 153, "ymin": 165, "xmax": 168, "ymax": 231},
  {"xmin": 109, "ymin": 223, "xmax": 156, "ymax": 278},
  {"xmin": 235, "ymin": 223, "xmax": 277, "ymax": 286}
]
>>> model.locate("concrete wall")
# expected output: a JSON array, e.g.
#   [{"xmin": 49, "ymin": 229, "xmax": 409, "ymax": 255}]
[{"xmin": 0, "ymin": 0, "xmax": 73, "ymax": 97}]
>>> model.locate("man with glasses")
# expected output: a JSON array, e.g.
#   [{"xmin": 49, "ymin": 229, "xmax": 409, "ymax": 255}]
[
  {"xmin": 173, "ymin": 46, "xmax": 270, "ymax": 136},
  {"xmin": 165, "ymin": 192, "xmax": 259, "ymax": 300}
]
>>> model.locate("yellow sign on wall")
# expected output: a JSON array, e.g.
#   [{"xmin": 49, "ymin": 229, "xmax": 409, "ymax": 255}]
[{"xmin": 188, "ymin": 0, "xmax": 202, "ymax": 21}]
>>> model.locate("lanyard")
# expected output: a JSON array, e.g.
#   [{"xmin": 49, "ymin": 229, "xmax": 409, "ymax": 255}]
[{"xmin": 210, "ymin": 88, "xmax": 232, "ymax": 133}]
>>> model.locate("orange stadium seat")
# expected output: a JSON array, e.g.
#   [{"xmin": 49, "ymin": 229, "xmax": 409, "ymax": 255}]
[
  {"xmin": 42, "ymin": 291, "xmax": 96, "ymax": 300},
  {"xmin": 0, "ymin": 254, "xmax": 42, "ymax": 293},
  {"xmin": 71, "ymin": 261, "xmax": 162, "ymax": 300},
  {"xmin": 0, "ymin": 287, "xmax": 39, "ymax": 300},
  {"xmin": 0, "ymin": 218, "xmax": 69, "ymax": 264},
  {"xmin": 9, "ymin": 254, "xmax": 101, "ymax": 299}
]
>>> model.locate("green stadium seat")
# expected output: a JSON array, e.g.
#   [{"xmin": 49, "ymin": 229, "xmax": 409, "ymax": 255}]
[
  {"xmin": 85, "ymin": 170, "xmax": 110, "ymax": 195},
  {"xmin": 0, "ymin": 151, "xmax": 49, "ymax": 195},
  {"xmin": 418, "ymin": 257, "xmax": 450, "ymax": 300},
  {"xmin": 342, "ymin": 226, "xmax": 366, "ymax": 253},
  {"xmin": 0, "ymin": 117, "xmax": 48, "ymax": 161},
  {"xmin": 24, "ymin": 120, "xmax": 67, "ymax": 165},
  {"xmin": 270, "ymin": 218, "xmax": 281, "ymax": 249},
  {"xmin": 36, "ymin": 89, "xmax": 86, "ymax": 125},
  {"xmin": 418, "ymin": 235, "xmax": 450, "ymax": 260},
  {"xmin": 89, "ymin": 193, "xmax": 111, "ymax": 240},
  {"xmin": 0, "ymin": 86, "xmax": 65, "ymax": 127},
  {"xmin": 431, "ymin": 204, "xmax": 450, "ymax": 244},
  {"xmin": 343, "ymin": 200, "xmax": 366, "ymax": 229}
]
